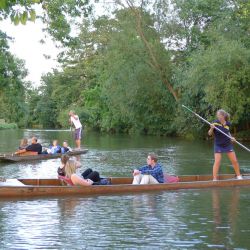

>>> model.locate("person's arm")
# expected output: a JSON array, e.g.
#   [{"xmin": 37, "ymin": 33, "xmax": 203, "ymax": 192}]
[
  {"xmin": 71, "ymin": 174, "xmax": 93, "ymax": 186},
  {"xmin": 140, "ymin": 165, "xmax": 162, "ymax": 175},
  {"xmin": 72, "ymin": 115, "xmax": 79, "ymax": 120},
  {"xmin": 15, "ymin": 149, "xmax": 26, "ymax": 155}
]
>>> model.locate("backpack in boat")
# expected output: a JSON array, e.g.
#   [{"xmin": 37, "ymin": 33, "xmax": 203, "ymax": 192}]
[
  {"xmin": 164, "ymin": 174, "xmax": 180, "ymax": 183},
  {"xmin": 93, "ymin": 178, "xmax": 111, "ymax": 185}
]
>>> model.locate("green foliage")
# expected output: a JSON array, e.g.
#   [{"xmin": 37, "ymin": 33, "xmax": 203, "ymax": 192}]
[
  {"xmin": 0, "ymin": 0, "xmax": 91, "ymax": 44},
  {"xmin": 0, "ymin": 123, "xmax": 18, "ymax": 130},
  {"xmin": 2, "ymin": 0, "xmax": 249, "ymax": 138},
  {"xmin": 0, "ymin": 31, "xmax": 29, "ymax": 127}
]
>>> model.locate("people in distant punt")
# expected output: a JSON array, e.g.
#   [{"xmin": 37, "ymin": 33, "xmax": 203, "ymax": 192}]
[
  {"xmin": 15, "ymin": 138, "xmax": 73, "ymax": 155},
  {"xmin": 19, "ymin": 138, "xmax": 28, "ymax": 150},
  {"xmin": 132, "ymin": 153, "xmax": 164, "ymax": 185},
  {"xmin": 61, "ymin": 141, "xmax": 72, "ymax": 154},
  {"xmin": 43, "ymin": 140, "xmax": 61, "ymax": 154},
  {"xmin": 15, "ymin": 137, "xmax": 42, "ymax": 155}
]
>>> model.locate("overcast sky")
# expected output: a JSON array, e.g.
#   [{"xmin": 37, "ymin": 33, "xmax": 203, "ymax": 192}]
[
  {"xmin": 0, "ymin": 18, "xmax": 59, "ymax": 86},
  {"xmin": 0, "ymin": 2, "xmax": 115, "ymax": 87}
]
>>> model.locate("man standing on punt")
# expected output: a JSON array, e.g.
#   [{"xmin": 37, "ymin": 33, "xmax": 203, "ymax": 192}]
[
  {"xmin": 132, "ymin": 153, "xmax": 164, "ymax": 184},
  {"xmin": 69, "ymin": 110, "xmax": 83, "ymax": 150}
]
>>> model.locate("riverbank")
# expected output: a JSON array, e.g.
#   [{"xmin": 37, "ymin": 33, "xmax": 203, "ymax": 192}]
[{"xmin": 0, "ymin": 123, "xmax": 18, "ymax": 130}]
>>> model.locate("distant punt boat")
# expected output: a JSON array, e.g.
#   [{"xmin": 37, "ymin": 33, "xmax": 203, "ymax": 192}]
[
  {"xmin": 0, "ymin": 174, "xmax": 249, "ymax": 198},
  {"xmin": 0, "ymin": 149, "xmax": 88, "ymax": 163}
]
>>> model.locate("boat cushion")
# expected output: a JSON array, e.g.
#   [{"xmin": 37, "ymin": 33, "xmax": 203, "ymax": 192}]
[
  {"xmin": 164, "ymin": 174, "xmax": 180, "ymax": 183},
  {"xmin": 18, "ymin": 151, "xmax": 38, "ymax": 156},
  {"xmin": 58, "ymin": 175, "xmax": 74, "ymax": 186}
]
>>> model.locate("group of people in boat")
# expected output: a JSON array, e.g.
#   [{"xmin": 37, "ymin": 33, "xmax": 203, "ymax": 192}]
[
  {"xmin": 58, "ymin": 153, "xmax": 164, "ymax": 186},
  {"xmin": 12, "ymin": 109, "xmax": 244, "ymax": 187},
  {"xmin": 56, "ymin": 109, "xmax": 244, "ymax": 187},
  {"xmin": 15, "ymin": 137, "xmax": 72, "ymax": 155}
]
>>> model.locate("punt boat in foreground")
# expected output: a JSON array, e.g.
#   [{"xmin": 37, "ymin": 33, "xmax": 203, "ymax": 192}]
[
  {"xmin": 0, "ymin": 174, "xmax": 250, "ymax": 198},
  {"xmin": 0, "ymin": 149, "xmax": 88, "ymax": 163}
]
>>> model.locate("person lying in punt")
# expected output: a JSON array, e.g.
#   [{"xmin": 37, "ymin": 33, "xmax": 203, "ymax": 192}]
[
  {"xmin": 132, "ymin": 153, "xmax": 164, "ymax": 185},
  {"xmin": 63, "ymin": 159, "xmax": 101, "ymax": 186},
  {"xmin": 15, "ymin": 137, "xmax": 42, "ymax": 155},
  {"xmin": 42, "ymin": 140, "xmax": 61, "ymax": 154}
]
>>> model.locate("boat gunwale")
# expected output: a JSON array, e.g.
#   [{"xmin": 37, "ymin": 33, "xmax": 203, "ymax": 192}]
[
  {"xmin": 0, "ymin": 149, "xmax": 88, "ymax": 162},
  {"xmin": 0, "ymin": 174, "xmax": 250, "ymax": 198}
]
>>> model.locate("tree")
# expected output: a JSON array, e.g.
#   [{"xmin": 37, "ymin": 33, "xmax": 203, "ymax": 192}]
[
  {"xmin": 0, "ymin": 0, "xmax": 92, "ymax": 44},
  {"xmin": 0, "ymin": 31, "xmax": 29, "ymax": 126}
]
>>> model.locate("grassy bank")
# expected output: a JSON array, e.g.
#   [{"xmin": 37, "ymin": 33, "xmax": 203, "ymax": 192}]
[{"xmin": 0, "ymin": 123, "xmax": 18, "ymax": 130}]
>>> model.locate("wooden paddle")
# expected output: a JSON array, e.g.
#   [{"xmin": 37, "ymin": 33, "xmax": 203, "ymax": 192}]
[{"xmin": 182, "ymin": 105, "xmax": 250, "ymax": 153}]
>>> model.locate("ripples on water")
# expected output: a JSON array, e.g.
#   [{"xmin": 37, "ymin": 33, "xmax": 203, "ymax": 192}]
[
  {"xmin": 0, "ymin": 189, "xmax": 250, "ymax": 249},
  {"xmin": 0, "ymin": 130, "xmax": 250, "ymax": 249}
]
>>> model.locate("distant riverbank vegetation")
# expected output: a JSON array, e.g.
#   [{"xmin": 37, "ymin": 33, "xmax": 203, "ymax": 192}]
[
  {"xmin": 0, "ymin": 123, "xmax": 18, "ymax": 130},
  {"xmin": 0, "ymin": 0, "xmax": 249, "ymax": 138}
]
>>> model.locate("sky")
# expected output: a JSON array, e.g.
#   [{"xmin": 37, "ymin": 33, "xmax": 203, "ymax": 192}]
[
  {"xmin": 0, "ymin": 2, "xmax": 116, "ymax": 87},
  {"xmin": 0, "ymin": 18, "xmax": 59, "ymax": 86}
]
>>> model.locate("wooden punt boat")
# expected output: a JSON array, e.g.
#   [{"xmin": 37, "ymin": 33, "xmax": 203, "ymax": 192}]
[
  {"xmin": 0, "ymin": 149, "xmax": 88, "ymax": 163},
  {"xmin": 0, "ymin": 174, "xmax": 250, "ymax": 198}
]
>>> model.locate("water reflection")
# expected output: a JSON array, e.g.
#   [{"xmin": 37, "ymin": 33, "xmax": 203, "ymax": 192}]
[
  {"xmin": 0, "ymin": 130, "xmax": 250, "ymax": 249},
  {"xmin": 211, "ymin": 188, "xmax": 241, "ymax": 249},
  {"xmin": 0, "ymin": 189, "xmax": 250, "ymax": 249}
]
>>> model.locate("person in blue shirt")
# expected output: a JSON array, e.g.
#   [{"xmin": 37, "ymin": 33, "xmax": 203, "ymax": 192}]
[
  {"xmin": 132, "ymin": 153, "xmax": 164, "ymax": 184},
  {"xmin": 43, "ymin": 140, "xmax": 61, "ymax": 154},
  {"xmin": 208, "ymin": 109, "xmax": 242, "ymax": 181},
  {"xmin": 61, "ymin": 141, "xmax": 72, "ymax": 154}
]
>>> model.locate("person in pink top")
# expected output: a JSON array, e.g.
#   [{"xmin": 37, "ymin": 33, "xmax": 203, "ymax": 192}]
[{"xmin": 65, "ymin": 160, "xmax": 94, "ymax": 186}]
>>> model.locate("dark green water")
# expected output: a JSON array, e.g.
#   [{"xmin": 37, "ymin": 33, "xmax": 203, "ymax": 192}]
[{"xmin": 0, "ymin": 129, "xmax": 250, "ymax": 249}]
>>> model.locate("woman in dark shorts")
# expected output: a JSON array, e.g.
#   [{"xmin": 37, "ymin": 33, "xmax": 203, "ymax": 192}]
[{"xmin": 208, "ymin": 109, "xmax": 242, "ymax": 181}]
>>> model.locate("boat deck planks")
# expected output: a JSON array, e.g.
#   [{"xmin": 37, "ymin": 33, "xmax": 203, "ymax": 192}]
[
  {"xmin": 0, "ymin": 174, "xmax": 250, "ymax": 198},
  {"xmin": 0, "ymin": 149, "xmax": 88, "ymax": 163}
]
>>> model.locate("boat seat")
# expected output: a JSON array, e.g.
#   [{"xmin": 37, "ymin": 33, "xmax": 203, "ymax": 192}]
[
  {"xmin": 0, "ymin": 179, "xmax": 25, "ymax": 186},
  {"xmin": 18, "ymin": 151, "xmax": 38, "ymax": 156},
  {"xmin": 164, "ymin": 174, "xmax": 180, "ymax": 183}
]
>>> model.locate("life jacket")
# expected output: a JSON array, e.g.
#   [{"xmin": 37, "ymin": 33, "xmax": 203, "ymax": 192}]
[{"xmin": 58, "ymin": 175, "xmax": 74, "ymax": 186}]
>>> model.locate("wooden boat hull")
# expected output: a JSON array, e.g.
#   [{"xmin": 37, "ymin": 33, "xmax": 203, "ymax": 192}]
[
  {"xmin": 0, "ymin": 149, "xmax": 88, "ymax": 163},
  {"xmin": 0, "ymin": 174, "xmax": 250, "ymax": 198}
]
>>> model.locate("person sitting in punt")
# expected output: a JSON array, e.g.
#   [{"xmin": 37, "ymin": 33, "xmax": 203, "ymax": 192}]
[
  {"xmin": 132, "ymin": 153, "xmax": 164, "ymax": 185},
  {"xmin": 64, "ymin": 160, "xmax": 99, "ymax": 186},
  {"xmin": 58, "ymin": 155, "xmax": 70, "ymax": 177},
  {"xmin": 57, "ymin": 155, "xmax": 80, "ymax": 177},
  {"xmin": 43, "ymin": 140, "xmax": 61, "ymax": 154},
  {"xmin": 19, "ymin": 138, "xmax": 28, "ymax": 150},
  {"xmin": 15, "ymin": 137, "xmax": 42, "ymax": 155},
  {"xmin": 61, "ymin": 141, "xmax": 72, "ymax": 154}
]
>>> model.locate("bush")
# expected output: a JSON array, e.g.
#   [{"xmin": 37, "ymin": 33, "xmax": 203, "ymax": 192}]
[{"xmin": 0, "ymin": 123, "xmax": 18, "ymax": 130}]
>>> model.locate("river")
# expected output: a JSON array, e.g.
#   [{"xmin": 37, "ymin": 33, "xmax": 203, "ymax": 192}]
[{"xmin": 0, "ymin": 129, "xmax": 249, "ymax": 249}]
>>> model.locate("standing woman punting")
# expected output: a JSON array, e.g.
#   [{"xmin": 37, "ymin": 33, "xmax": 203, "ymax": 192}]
[{"xmin": 208, "ymin": 109, "xmax": 242, "ymax": 181}]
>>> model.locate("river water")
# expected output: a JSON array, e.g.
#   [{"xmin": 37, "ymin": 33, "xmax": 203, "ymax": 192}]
[{"xmin": 0, "ymin": 129, "xmax": 249, "ymax": 249}]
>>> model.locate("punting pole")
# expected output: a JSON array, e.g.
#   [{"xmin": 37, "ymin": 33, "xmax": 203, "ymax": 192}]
[{"xmin": 182, "ymin": 105, "xmax": 250, "ymax": 153}]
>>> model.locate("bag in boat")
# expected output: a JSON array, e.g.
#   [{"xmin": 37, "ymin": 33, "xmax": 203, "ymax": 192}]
[
  {"xmin": 164, "ymin": 174, "xmax": 180, "ymax": 183},
  {"xmin": 93, "ymin": 178, "xmax": 111, "ymax": 185}
]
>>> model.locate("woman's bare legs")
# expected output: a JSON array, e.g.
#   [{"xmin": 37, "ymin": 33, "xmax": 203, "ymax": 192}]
[
  {"xmin": 213, "ymin": 153, "xmax": 222, "ymax": 180},
  {"xmin": 227, "ymin": 152, "xmax": 241, "ymax": 177}
]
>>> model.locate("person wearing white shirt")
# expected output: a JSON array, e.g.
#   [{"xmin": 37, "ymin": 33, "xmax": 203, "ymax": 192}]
[{"xmin": 69, "ymin": 110, "xmax": 83, "ymax": 149}]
